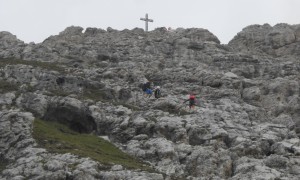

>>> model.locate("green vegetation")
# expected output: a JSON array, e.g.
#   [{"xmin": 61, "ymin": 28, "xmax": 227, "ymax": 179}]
[
  {"xmin": 32, "ymin": 119, "xmax": 150, "ymax": 170},
  {"xmin": 0, "ymin": 58, "xmax": 65, "ymax": 73},
  {"xmin": 0, "ymin": 80, "xmax": 19, "ymax": 93}
]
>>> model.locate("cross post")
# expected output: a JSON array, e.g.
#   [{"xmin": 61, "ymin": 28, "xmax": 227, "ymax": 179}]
[{"xmin": 140, "ymin": 13, "xmax": 153, "ymax": 32}]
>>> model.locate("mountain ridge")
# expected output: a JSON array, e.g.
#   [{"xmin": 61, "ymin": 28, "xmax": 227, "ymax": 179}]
[{"xmin": 1, "ymin": 23, "xmax": 300, "ymax": 179}]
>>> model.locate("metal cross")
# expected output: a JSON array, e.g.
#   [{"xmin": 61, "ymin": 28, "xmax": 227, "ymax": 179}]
[{"xmin": 140, "ymin": 13, "xmax": 153, "ymax": 32}]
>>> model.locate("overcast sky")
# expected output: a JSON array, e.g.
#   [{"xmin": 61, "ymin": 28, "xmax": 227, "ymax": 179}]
[{"xmin": 1, "ymin": 0, "xmax": 299, "ymax": 44}]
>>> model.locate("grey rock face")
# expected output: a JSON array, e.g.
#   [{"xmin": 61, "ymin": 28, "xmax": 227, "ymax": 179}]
[
  {"xmin": 229, "ymin": 23, "xmax": 300, "ymax": 58},
  {"xmin": 0, "ymin": 32, "xmax": 25, "ymax": 59},
  {"xmin": 0, "ymin": 110, "xmax": 163, "ymax": 179},
  {"xmin": 0, "ymin": 110, "xmax": 35, "ymax": 161},
  {"xmin": 0, "ymin": 92, "xmax": 15, "ymax": 107},
  {"xmin": 1, "ymin": 23, "xmax": 300, "ymax": 179}
]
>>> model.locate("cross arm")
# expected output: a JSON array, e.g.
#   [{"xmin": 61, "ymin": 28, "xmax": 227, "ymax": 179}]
[{"xmin": 140, "ymin": 18, "xmax": 154, "ymax": 22}]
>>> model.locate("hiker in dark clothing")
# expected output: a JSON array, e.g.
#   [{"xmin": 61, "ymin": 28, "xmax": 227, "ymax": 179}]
[
  {"xmin": 142, "ymin": 81, "xmax": 151, "ymax": 92},
  {"xmin": 154, "ymin": 86, "xmax": 161, "ymax": 99},
  {"xmin": 142, "ymin": 81, "xmax": 152, "ymax": 98}
]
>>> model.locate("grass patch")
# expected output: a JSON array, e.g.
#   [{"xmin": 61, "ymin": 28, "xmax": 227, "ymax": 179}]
[
  {"xmin": 0, "ymin": 80, "xmax": 19, "ymax": 93},
  {"xmin": 32, "ymin": 119, "xmax": 151, "ymax": 170},
  {"xmin": 0, "ymin": 58, "xmax": 65, "ymax": 73}
]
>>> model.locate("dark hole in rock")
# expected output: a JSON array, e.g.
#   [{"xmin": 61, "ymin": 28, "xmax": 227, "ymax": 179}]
[
  {"xmin": 43, "ymin": 105, "xmax": 96, "ymax": 134},
  {"xmin": 97, "ymin": 54, "xmax": 110, "ymax": 61},
  {"xmin": 56, "ymin": 77, "xmax": 65, "ymax": 86}
]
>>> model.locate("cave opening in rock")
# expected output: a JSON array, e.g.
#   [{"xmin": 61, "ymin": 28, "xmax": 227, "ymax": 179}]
[{"xmin": 43, "ymin": 105, "xmax": 97, "ymax": 134}]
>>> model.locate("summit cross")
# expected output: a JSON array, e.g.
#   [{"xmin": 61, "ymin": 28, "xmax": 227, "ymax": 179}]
[{"xmin": 140, "ymin": 13, "xmax": 153, "ymax": 32}]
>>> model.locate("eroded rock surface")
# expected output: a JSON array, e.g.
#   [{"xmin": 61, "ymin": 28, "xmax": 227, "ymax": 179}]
[{"xmin": 1, "ymin": 24, "xmax": 300, "ymax": 179}]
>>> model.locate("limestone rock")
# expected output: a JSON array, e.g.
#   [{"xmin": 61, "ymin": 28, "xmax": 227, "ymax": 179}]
[{"xmin": 1, "ymin": 23, "xmax": 300, "ymax": 179}]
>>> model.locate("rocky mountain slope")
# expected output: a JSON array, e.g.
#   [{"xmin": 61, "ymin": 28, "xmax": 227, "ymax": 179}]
[{"xmin": 1, "ymin": 23, "xmax": 300, "ymax": 179}]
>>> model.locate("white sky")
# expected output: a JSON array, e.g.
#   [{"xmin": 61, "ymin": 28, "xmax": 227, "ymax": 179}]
[{"xmin": 0, "ymin": 0, "xmax": 299, "ymax": 44}]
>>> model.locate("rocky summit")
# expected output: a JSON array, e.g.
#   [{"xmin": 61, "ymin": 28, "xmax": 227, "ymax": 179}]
[{"xmin": 1, "ymin": 23, "xmax": 300, "ymax": 180}]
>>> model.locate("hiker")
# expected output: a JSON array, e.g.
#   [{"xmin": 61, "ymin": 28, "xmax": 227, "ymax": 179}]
[
  {"xmin": 142, "ymin": 81, "xmax": 151, "ymax": 91},
  {"xmin": 145, "ymin": 88, "xmax": 153, "ymax": 98},
  {"xmin": 154, "ymin": 86, "xmax": 161, "ymax": 99},
  {"xmin": 184, "ymin": 93, "xmax": 197, "ymax": 110},
  {"xmin": 142, "ymin": 81, "xmax": 152, "ymax": 98}
]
